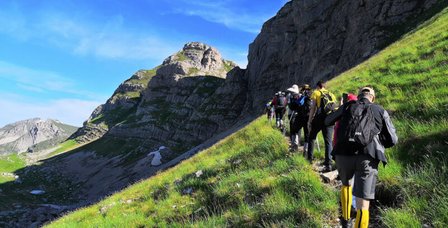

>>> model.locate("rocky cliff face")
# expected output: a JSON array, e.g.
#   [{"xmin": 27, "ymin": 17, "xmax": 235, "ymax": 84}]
[
  {"xmin": 244, "ymin": 0, "xmax": 447, "ymax": 114},
  {"xmin": 0, "ymin": 118, "xmax": 78, "ymax": 155},
  {"xmin": 72, "ymin": 42, "xmax": 244, "ymax": 152}
]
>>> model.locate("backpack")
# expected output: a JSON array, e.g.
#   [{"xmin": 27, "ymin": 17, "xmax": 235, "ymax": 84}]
[
  {"xmin": 319, "ymin": 90, "xmax": 336, "ymax": 115},
  {"xmin": 341, "ymin": 101, "xmax": 379, "ymax": 147},
  {"xmin": 275, "ymin": 95, "xmax": 287, "ymax": 109},
  {"xmin": 297, "ymin": 95, "xmax": 310, "ymax": 116}
]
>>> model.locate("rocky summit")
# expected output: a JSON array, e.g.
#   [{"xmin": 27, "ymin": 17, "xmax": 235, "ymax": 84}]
[
  {"xmin": 0, "ymin": 118, "xmax": 77, "ymax": 155},
  {"xmin": 71, "ymin": 42, "xmax": 243, "ymax": 153}
]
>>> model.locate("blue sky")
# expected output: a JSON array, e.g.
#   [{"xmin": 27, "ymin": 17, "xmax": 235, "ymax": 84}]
[{"xmin": 0, "ymin": 0, "xmax": 288, "ymax": 127}]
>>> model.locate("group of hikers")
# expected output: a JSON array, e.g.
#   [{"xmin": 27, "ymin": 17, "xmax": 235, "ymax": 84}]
[{"xmin": 265, "ymin": 80, "xmax": 398, "ymax": 228}]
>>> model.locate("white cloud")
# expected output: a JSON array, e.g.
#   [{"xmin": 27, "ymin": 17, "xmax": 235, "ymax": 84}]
[
  {"xmin": 0, "ymin": 61, "xmax": 107, "ymax": 100},
  {"xmin": 169, "ymin": 0, "xmax": 273, "ymax": 34},
  {"xmin": 0, "ymin": 93, "xmax": 101, "ymax": 127},
  {"xmin": 0, "ymin": 61, "xmax": 74, "ymax": 92},
  {"xmin": 0, "ymin": 5, "xmax": 179, "ymax": 62},
  {"xmin": 39, "ymin": 14, "xmax": 179, "ymax": 60}
]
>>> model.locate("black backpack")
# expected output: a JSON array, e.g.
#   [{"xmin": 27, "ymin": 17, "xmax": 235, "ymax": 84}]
[
  {"xmin": 340, "ymin": 101, "xmax": 379, "ymax": 146},
  {"xmin": 276, "ymin": 95, "xmax": 287, "ymax": 109},
  {"xmin": 319, "ymin": 91, "xmax": 336, "ymax": 115},
  {"xmin": 297, "ymin": 95, "xmax": 310, "ymax": 116}
]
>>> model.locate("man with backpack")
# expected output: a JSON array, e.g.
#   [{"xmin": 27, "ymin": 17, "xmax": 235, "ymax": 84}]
[
  {"xmin": 325, "ymin": 87, "xmax": 398, "ymax": 228},
  {"xmin": 307, "ymin": 80, "xmax": 337, "ymax": 171},
  {"xmin": 272, "ymin": 91, "xmax": 287, "ymax": 130},
  {"xmin": 287, "ymin": 85, "xmax": 301, "ymax": 151},
  {"xmin": 296, "ymin": 84, "xmax": 312, "ymax": 154}
]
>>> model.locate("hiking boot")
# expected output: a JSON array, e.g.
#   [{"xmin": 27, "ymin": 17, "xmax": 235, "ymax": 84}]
[
  {"xmin": 323, "ymin": 165, "xmax": 332, "ymax": 172},
  {"xmin": 340, "ymin": 218, "xmax": 354, "ymax": 228}
]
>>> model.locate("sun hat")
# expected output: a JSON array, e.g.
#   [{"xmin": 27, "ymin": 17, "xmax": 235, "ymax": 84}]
[{"xmin": 286, "ymin": 84, "xmax": 299, "ymax": 94}]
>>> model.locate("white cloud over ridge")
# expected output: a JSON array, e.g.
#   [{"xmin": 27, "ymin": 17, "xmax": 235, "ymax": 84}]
[
  {"xmin": 0, "ymin": 61, "xmax": 106, "ymax": 100},
  {"xmin": 0, "ymin": 93, "xmax": 101, "ymax": 127},
  {"xmin": 169, "ymin": 0, "xmax": 275, "ymax": 34},
  {"xmin": 0, "ymin": 4, "xmax": 179, "ymax": 62}
]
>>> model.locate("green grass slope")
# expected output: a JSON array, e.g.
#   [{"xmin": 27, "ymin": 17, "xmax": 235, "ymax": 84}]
[
  {"xmin": 0, "ymin": 154, "xmax": 25, "ymax": 184},
  {"xmin": 48, "ymin": 118, "xmax": 338, "ymax": 227},
  {"xmin": 326, "ymin": 8, "xmax": 448, "ymax": 227}
]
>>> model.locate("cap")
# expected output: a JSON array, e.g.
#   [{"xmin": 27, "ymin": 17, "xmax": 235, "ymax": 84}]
[
  {"xmin": 358, "ymin": 87, "xmax": 375, "ymax": 98},
  {"xmin": 302, "ymin": 84, "xmax": 310, "ymax": 90}
]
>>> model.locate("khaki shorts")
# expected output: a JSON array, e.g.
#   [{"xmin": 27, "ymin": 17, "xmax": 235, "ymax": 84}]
[{"xmin": 335, "ymin": 154, "xmax": 379, "ymax": 200}]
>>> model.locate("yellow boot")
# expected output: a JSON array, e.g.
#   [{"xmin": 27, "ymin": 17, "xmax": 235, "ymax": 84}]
[
  {"xmin": 355, "ymin": 209, "xmax": 369, "ymax": 228},
  {"xmin": 341, "ymin": 185, "xmax": 352, "ymax": 220}
]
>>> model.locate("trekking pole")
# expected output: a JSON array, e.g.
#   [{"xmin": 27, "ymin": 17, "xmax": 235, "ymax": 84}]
[{"xmin": 316, "ymin": 136, "xmax": 321, "ymax": 152}]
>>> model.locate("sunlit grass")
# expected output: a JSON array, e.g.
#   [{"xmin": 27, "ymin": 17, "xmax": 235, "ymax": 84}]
[
  {"xmin": 0, "ymin": 153, "xmax": 25, "ymax": 183},
  {"xmin": 327, "ymin": 7, "xmax": 448, "ymax": 227},
  {"xmin": 48, "ymin": 117, "xmax": 338, "ymax": 227}
]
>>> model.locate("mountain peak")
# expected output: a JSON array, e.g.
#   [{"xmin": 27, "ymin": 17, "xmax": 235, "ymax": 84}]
[
  {"xmin": 0, "ymin": 118, "xmax": 78, "ymax": 154},
  {"xmin": 160, "ymin": 42, "xmax": 237, "ymax": 79}
]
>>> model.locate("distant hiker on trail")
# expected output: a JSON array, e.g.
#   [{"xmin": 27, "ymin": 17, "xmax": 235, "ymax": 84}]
[
  {"xmin": 272, "ymin": 91, "xmax": 288, "ymax": 130},
  {"xmin": 307, "ymin": 80, "xmax": 337, "ymax": 171},
  {"xmin": 265, "ymin": 101, "xmax": 274, "ymax": 122},
  {"xmin": 294, "ymin": 84, "xmax": 312, "ymax": 154},
  {"xmin": 286, "ymin": 85, "xmax": 301, "ymax": 151},
  {"xmin": 325, "ymin": 87, "xmax": 398, "ymax": 228},
  {"xmin": 286, "ymin": 84, "xmax": 299, "ymax": 121}
]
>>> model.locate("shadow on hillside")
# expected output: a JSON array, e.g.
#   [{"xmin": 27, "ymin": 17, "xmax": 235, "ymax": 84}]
[{"xmin": 394, "ymin": 130, "xmax": 448, "ymax": 166}]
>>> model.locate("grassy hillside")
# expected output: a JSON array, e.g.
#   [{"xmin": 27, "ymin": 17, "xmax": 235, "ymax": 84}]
[
  {"xmin": 326, "ymin": 8, "xmax": 448, "ymax": 227},
  {"xmin": 0, "ymin": 154, "xmax": 25, "ymax": 184},
  {"xmin": 48, "ymin": 118, "xmax": 338, "ymax": 227}
]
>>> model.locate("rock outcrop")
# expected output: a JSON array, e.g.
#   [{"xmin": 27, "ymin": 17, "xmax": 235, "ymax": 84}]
[
  {"xmin": 0, "ymin": 118, "xmax": 78, "ymax": 155},
  {"xmin": 72, "ymin": 42, "xmax": 244, "ymax": 153},
  {"xmin": 243, "ymin": 0, "xmax": 448, "ymax": 114}
]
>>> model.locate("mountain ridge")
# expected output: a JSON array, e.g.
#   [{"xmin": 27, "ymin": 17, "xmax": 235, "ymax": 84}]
[{"xmin": 0, "ymin": 118, "xmax": 78, "ymax": 155}]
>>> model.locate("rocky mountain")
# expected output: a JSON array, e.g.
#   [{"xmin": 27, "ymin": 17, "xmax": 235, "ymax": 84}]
[
  {"xmin": 0, "ymin": 42, "xmax": 247, "ymax": 212},
  {"xmin": 243, "ymin": 0, "xmax": 448, "ymax": 114},
  {"xmin": 0, "ymin": 118, "xmax": 78, "ymax": 155},
  {"xmin": 71, "ymin": 42, "xmax": 245, "ymax": 153}
]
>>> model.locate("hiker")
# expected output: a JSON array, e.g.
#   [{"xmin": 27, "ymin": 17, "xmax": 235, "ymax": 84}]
[
  {"xmin": 265, "ymin": 101, "xmax": 274, "ymax": 121},
  {"xmin": 325, "ymin": 87, "xmax": 398, "ymax": 228},
  {"xmin": 307, "ymin": 80, "xmax": 337, "ymax": 171},
  {"xmin": 296, "ymin": 84, "xmax": 312, "ymax": 154},
  {"xmin": 333, "ymin": 93, "xmax": 358, "ymax": 146},
  {"xmin": 271, "ymin": 91, "xmax": 287, "ymax": 130},
  {"xmin": 286, "ymin": 85, "xmax": 301, "ymax": 151},
  {"xmin": 286, "ymin": 85, "xmax": 299, "ymax": 120}
]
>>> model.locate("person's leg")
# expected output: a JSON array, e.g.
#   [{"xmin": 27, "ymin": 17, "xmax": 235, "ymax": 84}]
[
  {"xmin": 355, "ymin": 198, "xmax": 370, "ymax": 228},
  {"xmin": 307, "ymin": 121, "xmax": 320, "ymax": 162},
  {"xmin": 289, "ymin": 114, "xmax": 299, "ymax": 148},
  {"xmin": 275, "ymin": 109, "xmax": 281, "ymax": 128},
  {"xmin": 353, "ymin": 155, "xmax": 380, "ymax": 228},
  {"xmin": 336, "ymin": 156, "xmax": 355, "ymax": 222},
  {"xmin": 302, "ymin": 120, "xmax": 309, "ymax": 155},
  {"xmin": 322, "ymin": 124, "xmax": 334, "ymax": 167}
]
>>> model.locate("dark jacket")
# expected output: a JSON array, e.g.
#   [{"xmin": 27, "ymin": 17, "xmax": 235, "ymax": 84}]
[{"xmin": 325, "ymin": 98, "xmax": 398, "ymax": 164}]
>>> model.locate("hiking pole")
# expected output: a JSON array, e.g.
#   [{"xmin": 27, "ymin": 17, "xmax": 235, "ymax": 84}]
[{"xmin": 316, "ymin": 136, "xmax": 321, "ymax": 152}]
